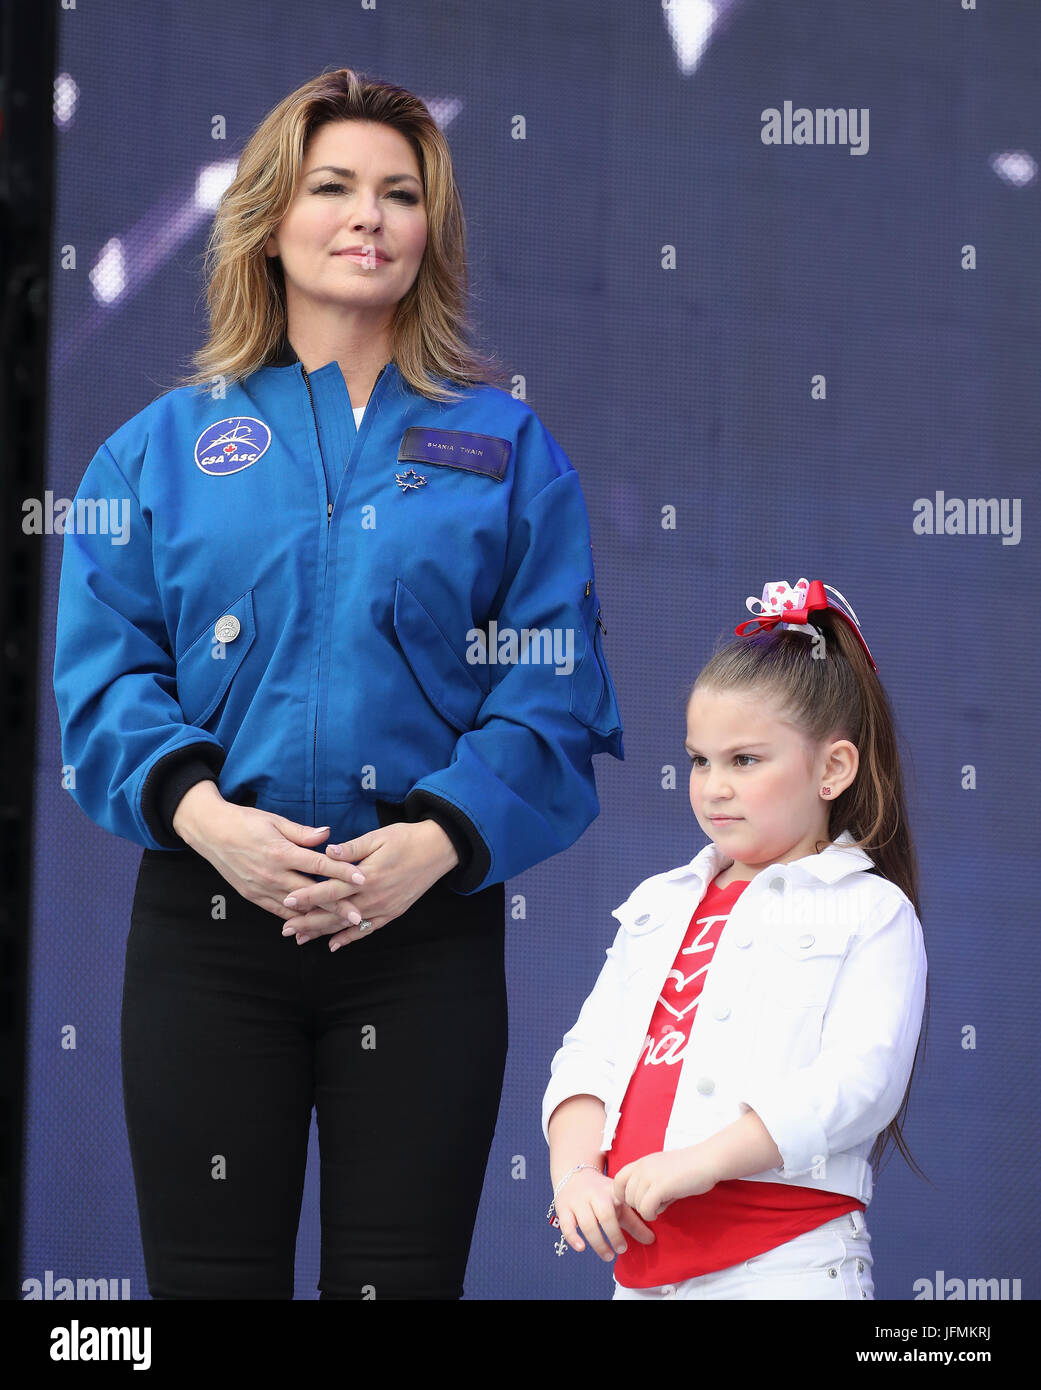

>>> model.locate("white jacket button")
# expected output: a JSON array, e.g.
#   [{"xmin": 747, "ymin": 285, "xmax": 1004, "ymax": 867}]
[
  {"xmin": 734, "ymin": 931, "xmax": 753, "ymax": 949},
  {"xmin": 712, "ymin": 1002, "xmax": 730, "ymax": 1021},
  {"xmin": 798, "ymin": 933, "xmax": 815, "ymax": 949},
  {"xmin": 214, "ymin": 615, "xmax": 240, "ymax": 642},
  {"xmin": 695, "ymin": 1076, "xmax": 715, "ymax": 1095},
  {"xmin": 769, "ymin": 876, "xmax": 786, "ymax": 893},
  {"xmin": 634, "ymin": 913, "xmax": 650, "ymax": 925}
]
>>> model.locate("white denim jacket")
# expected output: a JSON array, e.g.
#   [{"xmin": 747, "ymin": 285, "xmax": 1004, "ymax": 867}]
[{"xmin": 542, "ymin": 831, "xmax": 927, "ymax": 1204}]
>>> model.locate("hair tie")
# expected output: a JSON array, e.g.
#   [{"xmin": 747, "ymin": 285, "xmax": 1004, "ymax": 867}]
[{"xmin": 734, "ymin": 578, "xmax": 877, "ymax": 671}]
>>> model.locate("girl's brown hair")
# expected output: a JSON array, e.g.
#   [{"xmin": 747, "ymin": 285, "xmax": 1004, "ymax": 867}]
[
  {"xmin": 691, "ymin": 610, "xmax": 930, "ymax": 1185},
  {"xmin": 174, "ymin": 66, "xmax": 508, "ymax": 400}
]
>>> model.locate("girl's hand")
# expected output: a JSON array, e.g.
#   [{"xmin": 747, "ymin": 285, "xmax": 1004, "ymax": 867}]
[
  {"xmin": 281, "ymin": 819, "xmax": 459, "ymax": 949},
  {"xmin": 552, "ymin": 1168, "xmax": 656, "ymax": 1261},
  {"xmin": 611, "ymin": 1147, "xmax": 718, "ymax": 1222}
]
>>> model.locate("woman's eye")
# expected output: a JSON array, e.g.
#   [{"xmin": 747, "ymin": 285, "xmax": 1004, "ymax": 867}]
[{"xmin": 312, "ymin": 183, "xmax": 418, "ymax": 204}]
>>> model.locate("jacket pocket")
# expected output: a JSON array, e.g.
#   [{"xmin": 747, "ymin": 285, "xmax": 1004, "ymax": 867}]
[
  {"xmin": 616, "ymin": 902, "xmax": 669, "ymax": 939},
  {"xmin": 612, "ymin": 902, "xmax": 670, "ymax": 993},
  {"xmin": 392, "ymin": 578, "xmax": 486, "ymax": 734},
  {"xmin": 569, "ymin": 590, "xmax": 622, "ymax": 741},
  {"xmin": 764, "ymin": 921, "xmax": 852, "ymax": 1008},
  {"xmin": 175, "ymin": 588, "xmax": 256, "ymax": 727}
]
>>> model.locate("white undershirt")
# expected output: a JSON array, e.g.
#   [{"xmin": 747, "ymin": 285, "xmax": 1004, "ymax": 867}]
[{"xmin": 353, "ymin": 404, "xmax": 366, "ymax": 426}]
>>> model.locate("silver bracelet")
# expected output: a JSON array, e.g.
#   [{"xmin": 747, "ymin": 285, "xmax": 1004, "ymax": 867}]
[{"xmin": 546, "ymin": 1161, "xmax": 604, "ymax": 1256}]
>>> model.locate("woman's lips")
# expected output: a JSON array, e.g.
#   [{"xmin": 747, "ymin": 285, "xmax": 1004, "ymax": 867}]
[{"xmin": 710, "ymin": 816, "xmax": 742, "ymax": 823}]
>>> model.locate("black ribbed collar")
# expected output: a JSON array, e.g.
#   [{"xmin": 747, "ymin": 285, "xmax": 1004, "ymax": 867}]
[
  {"xmin": 270, "ymin": 336, "xmax": 397, "ymax": 395},
  {"xmin": 272, "ymin": 334, "xmax": 300, "ymax": 367}
]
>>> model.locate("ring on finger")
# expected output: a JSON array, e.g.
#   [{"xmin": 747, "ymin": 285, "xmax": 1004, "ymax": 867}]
[{"xmin": 358, "ymin": 918, "xmax": 374, "ymax": 933}]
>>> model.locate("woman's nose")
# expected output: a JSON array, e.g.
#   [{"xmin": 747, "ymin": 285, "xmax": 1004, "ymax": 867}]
[{"xmin": 349, "ymin": 194, "xmax": 382, "ymax": 231}]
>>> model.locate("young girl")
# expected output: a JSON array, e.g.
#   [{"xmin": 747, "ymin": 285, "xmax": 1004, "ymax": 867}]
[{"xmin": 543, "ymin": 578, "xmax": 928, "ymax": 1300}]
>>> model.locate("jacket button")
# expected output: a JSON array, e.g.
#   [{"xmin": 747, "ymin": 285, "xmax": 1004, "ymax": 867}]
[
  {"xmin": 634, "ymin": 913, "xmax": 650, "ymax": 925},
  {"xmin": 712, "ymin": 1002, "xmax": 730, "ymax": 1021},
  {"xmin": 214, "ymin": 615, "xmax": 240, "ymax": 642},
  {"xmin": 695, "ymin": 1076, "xmax": 715, "ymax": 1095},
  {"xmin": 798, "ymin": 933, "xmax": 815, "ymax": 949},
  {"xmin": 769, "ymin": 876, "xmax": 786, "ymax": 893},
  {"xmin": 734, "ymin": 932, "xmax": 753, "ymax": 949}
]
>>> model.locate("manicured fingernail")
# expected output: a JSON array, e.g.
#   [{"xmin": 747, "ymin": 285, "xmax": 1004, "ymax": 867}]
[
  {"xmin": 284, "ymin": 896, "xmax": 297, "ymax": 907},
  {"xmin": 348, "ymin": 911, "xmax": 361, "ymax": 925},
  {"xmin": 296, "ymin": 934, "xmax": 311, "ymax": 945},
  {"xmin": 329, "ymin": 941, "xmax": 342, "ymax": 953},
  {"xmin": 281, "ymin": 925, "xmax": 295, "ymax": 936},
  {"xmin": 352, "ymin": 872, "xmax": 365, "ymax": 884},
  {"xmin": 327, "ymin": 845, "xmax": 341, "ymax": 857}
]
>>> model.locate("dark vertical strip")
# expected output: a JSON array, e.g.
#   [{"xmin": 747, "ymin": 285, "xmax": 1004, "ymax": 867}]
[{"xmin": 0, "ymin": 0, "xmax": 57, "ymax": 1302}]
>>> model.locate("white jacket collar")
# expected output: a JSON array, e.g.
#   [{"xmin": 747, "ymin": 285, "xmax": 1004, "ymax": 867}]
[{"xmin": 659, "ymin": 828, "xmax": 875, "ymax": 892}]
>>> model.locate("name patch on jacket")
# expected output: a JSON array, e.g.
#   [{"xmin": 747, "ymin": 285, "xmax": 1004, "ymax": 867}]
[
  {"xmin": 195, "ymin": 417, "xmax": 272, "ymax": 476},
  {"xmin": 397, "ymin": 427, "xmax": 511, "ymax": 481}
]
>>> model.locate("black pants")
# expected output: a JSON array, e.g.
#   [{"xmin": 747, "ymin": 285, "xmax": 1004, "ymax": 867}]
[{"xmin": 120, "ymin": 844, "xmax": 507, "ymax": 1299}]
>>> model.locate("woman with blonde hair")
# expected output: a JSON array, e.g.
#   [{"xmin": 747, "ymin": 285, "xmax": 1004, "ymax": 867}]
[{"xmin": 54, "ymin": 67, "xmax": 623, "ymax": 1300}]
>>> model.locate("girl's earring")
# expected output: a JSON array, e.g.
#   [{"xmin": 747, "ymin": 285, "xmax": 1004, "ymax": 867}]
[{"xmin": 821, "ymin": 786, "xmax": 831, "ymax": 797}]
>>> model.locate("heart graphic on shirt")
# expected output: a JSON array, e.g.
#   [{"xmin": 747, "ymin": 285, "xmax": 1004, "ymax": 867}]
[{"xmin": 657, "ymin": 966, "xmax": 710, "ymax": 1021}]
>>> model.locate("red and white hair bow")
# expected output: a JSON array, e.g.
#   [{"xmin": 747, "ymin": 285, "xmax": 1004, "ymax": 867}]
[{"xmin": 734, "ymin": 578, "xmax": 877, "ymax": 671}]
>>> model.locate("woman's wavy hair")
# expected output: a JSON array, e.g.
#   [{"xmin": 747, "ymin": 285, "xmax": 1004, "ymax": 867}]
[
  {"xmin": 173, "ymin": 67, "xmax": 508, "ymax": 400},
  {"xmin": 689, "ymin": 607, "xmax": 931, "ymax": 1187}
]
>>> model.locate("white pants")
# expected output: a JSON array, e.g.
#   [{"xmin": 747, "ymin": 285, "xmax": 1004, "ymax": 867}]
[{"xmin": 611, "ymin": 1208, "xmax": 874, "ymax": 1300}]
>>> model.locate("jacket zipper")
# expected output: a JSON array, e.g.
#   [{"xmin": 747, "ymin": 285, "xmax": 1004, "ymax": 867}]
[
  {"xmin": 301, "ymin": 363, "xmax": 330, "ymax": 823},
  {"xmin": 301, "ymin": 366, "xmax": 334, "ymax": 523},
  {"xmin": 300, "ymin": 358, "xmax": 390, "ymax": 822}
]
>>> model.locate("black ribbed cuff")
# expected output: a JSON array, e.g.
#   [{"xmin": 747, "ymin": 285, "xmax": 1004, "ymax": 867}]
[
  {"xmin": 395, "ymin": 789, "xmax": 491, "ymax": 894},
  {"xmin": 141, "ymin": 744, "xmax": 227, "ymax": 847}
]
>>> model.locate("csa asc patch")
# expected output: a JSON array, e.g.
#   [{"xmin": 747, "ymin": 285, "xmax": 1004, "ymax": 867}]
[{"xmin": 195, "ymin": 417, "xmax": 272, "ymax": 476}]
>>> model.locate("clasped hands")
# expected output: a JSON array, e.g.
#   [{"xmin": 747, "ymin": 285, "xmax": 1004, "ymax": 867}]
[
  {"xmin": 280, "ymin": 818, "xmax": 459, "ymax": 951},
  {"xmin": 610, "ymin": 1146, "xmax": 719, "ymax": 1222},
  {"xmin": 555, "ymin": 1147, "xmax": 719, "ymax": 1260}
]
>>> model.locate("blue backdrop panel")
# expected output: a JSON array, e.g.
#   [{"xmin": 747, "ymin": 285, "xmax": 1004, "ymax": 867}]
[{"xmin": 27, "ymin": 0, "xmax": 1040, "ymax": 1300}]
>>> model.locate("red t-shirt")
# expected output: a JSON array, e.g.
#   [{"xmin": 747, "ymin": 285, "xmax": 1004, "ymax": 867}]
[{"xmin": 607, "ymin": 875, "xmax": 864, "ymax": 1288}]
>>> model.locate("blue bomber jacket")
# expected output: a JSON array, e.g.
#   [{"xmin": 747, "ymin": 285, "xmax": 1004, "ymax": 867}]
[{"xmin": 52, "ymin": 337, "xmax": 624, "ymax": 894}]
